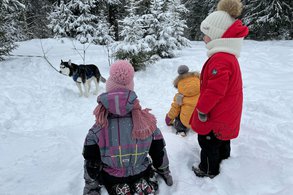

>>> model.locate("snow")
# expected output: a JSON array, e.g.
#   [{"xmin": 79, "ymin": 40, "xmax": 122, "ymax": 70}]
[{"xmin": 1, "ymin": 38, "xmax": 293, "ymax": 195}]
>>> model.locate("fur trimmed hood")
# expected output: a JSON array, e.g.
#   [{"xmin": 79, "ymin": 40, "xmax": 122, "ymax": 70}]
[
  {"xmin": 173, "ymin": 72, "xmax": 200, "ymax": 88},
  {"xmin": 173, "ymin": 72, "xmax": 200, "ymax": 97}
]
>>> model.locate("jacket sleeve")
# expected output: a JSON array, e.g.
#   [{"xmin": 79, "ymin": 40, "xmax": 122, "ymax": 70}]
[
  {"xmin": 83, "ymin": 124, "xmax": 101, "ymax": 162},
  {"xmin": 149, "ymin": 128, "xmax": 170, "ymax": 170},
  {"xmin": 167, "ymin": 93, "xmax": 181, "ymax": 120},
  {"xmin": 82, "ymin": 125, "xmax": 103, "ymax": 185},
  {"xmin": 196, "ymin": 63, "xmax": 230, "ymax": 114}
]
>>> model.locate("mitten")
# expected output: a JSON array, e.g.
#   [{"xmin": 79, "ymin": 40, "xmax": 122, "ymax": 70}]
[
  {"xmin": 85, "ymin": 160, "xmax": 102, "ymax": 180},
  {"xmin": 197, "ymin": 110, "xmax": 207, "ymax": 122},
  {"xmin": 83, "ymin": 182, "xmax": 101, "ymax": 195},
  {"xmin": 165, "ymin": 114, "xmax": 172, "ymax": 126},
  {"xmin": 83, "ymin": 160, "xmax": 102, "ymax": 195},
  {"xmin": 175, "ymin": 93, "xmax": 184, "ymax": 106}
]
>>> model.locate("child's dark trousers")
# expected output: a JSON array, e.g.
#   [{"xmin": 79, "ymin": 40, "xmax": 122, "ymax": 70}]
[{"xmin": 198, "ymin": 131, "xmax": 231, "ymax": 176}]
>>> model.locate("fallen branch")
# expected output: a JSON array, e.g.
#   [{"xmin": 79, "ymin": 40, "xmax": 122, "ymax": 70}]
[
  {"xmin": 9, "ymin": 40, "xmax": 65, "ymax": 76},
  {"xmin": 40, "ymin": 40, "xmax": 61, "ymax": 73}
]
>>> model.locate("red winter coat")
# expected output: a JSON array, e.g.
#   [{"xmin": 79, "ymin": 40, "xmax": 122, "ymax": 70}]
[{"xmin": 189, "ymin": 20, "xmax": 248, "ymax": 140}]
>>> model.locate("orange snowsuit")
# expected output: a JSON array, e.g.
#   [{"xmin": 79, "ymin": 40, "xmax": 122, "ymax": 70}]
[{"xmin": 167, "ymin": 72, "xmax": 200, "ymax": 128}]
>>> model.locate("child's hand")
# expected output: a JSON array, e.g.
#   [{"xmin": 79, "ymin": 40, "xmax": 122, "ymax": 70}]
[
  {"xmin": 165, "ymin": 114, "xmax": 172, "ymax": 126},
  {"xmin": 197, "ymin": 110, "xmax": 208, "ymax": 122}
]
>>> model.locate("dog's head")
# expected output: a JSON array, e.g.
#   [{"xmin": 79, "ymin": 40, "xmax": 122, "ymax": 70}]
[{"xmin": 59, "ymin": 60, "xmax": 72, "ymax": 76}]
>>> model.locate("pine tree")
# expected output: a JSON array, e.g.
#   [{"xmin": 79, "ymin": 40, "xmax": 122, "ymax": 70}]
[
  {"xmin": 114, "ymin": 0, "xmax": 190, "ymax": 70},
  {"xmin": 183, "ymin": 0, "xmax": 216, "ymax": 40},
  {"xmin": 95, "ymin": 11, "xmax": 115, "ymax": 45},
  {"xmin": 0, "ymin": 23, "xmax": 15, "ymax": 61},
  {"xmin": 0, "ymin": 0, "xmax": 25, "ymax": 60},
  {"xmin": 243, "ymin": 0, "xmax": 292, "ymax": 40},
  {"xmin": 48, "ymin": 0, "xmax": 76, "ymax": 38},
  {"xmin": 143, "ymin": 0, "xmax": 169, "ymax": 58},
  {"xmin": 49, "ymin": 0, "xmax": 115, "ymax": 44},
  {"xmin": 136, "ymin": 0, "xmax": 151, "ymax": 14},
  {"xmin": 114, "ymin": 0, "xmax": 153, "ymax": 71},
  {"xmin": 108, "ymin": 0, "xmax": 126, "ymax": 41},
  {"xmin": 144, "ymin": 0, "xmax": 190, "ymax": 58},
  {"xmin": 165, "ymin": 0, "xmax": 190, "ymax": 54},
  {"xmin": 1, "ymin": 0, "xmax": 26, "ymax": 41},
  {"xmin": 70, "ymin": 0, "xmax": 99, "ymax": 44},
  {"xmin": 93, "ymin": 0, "xmax": 125, "ymax": 41},
  {"xmin": 20, "ymin": 0, "xmax": 53, "ymax": 39}
]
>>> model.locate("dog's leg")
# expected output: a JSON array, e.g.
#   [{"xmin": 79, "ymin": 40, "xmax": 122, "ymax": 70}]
[
  {"xmin": 88, "ymin": 79, "xmax": 91, "ymax": 92},
  {"xmin": 93, "ymin": 77, "xmax": 99, "ymax": 95},
  {"xmin": 76, "ymin": 82, "xmax": 83, "ymax": 97},
  {"xmin": 83, "ymin": 81, "xmax": 90, "ymax": 97}
]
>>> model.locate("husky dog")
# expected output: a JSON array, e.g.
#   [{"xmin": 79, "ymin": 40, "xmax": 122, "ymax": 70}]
[{"xmin": 59, "ymin": 60, "xmax": 106, "ymax": 97}]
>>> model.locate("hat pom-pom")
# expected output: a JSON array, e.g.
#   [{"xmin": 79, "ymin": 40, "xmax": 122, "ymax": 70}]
[
  {"xmin": 217, "ymin": 0, "xmax": 243, "ymax": 18},
  {"xmin": 177, "ymin": 65, "xmax": 189, "ymax": 75}
]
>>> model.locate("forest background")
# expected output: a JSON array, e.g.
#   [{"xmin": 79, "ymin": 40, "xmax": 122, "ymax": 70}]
[{"xmin": 1, "ymin": 0, "xmax": 292, "ymax": 68}]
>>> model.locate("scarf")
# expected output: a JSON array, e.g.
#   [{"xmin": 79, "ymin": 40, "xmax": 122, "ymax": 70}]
[
  {"xmin": 206, "ymin": 38, "xmax": 244, "ymax": 58},
  {"xmin": 93, "ymin": 99, "xmax": 157, "ymax": 140}
]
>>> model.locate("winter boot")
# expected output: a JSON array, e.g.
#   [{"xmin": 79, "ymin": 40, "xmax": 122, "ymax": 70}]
[
  {"xmin": 155, "ymin": 167, "xmax": 173, "ymax": 186},
  {"xmin": 148, "ymin": 174, "xmax": 159, "ymax": 192},
  {"xmin": 176, "ymin": 131, "xmax": 187, "ymax": 137},
  {"xmin": 132, "ymin": 178, "xmax": 155, "ymax": 195},
  {"xmin": 83, "ymin": 180, "xmax": 101, "ymax": 195},
  {"xmin": 174, "ymin": 117, "xmax": 187, "ymax": 137},
  {"xmin": 112, "ymin": 183, "xmax": 131, "ymax": 195},
  {"xmin": 192, "ymin": 165, "xmax": 216, "ymax": 179}
]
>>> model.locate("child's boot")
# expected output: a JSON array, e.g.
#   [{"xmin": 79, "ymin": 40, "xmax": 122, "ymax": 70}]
[
  {"xmin": 83, "ymin": 180, "xmax": 101, "ymax": 195},
  {"xmin": 174, "ymin": 117, "xmax": 187, "ymax": 137},
  {"xmin": 132, "ymin": 178, "xmax": 155, "ymax": 194},
  {"xmin": 156, "ymin": 167, "xmax": 173, "ymax": 186},
  {"xmin": 192, "ymin": 165, "xmax": 216, "ymax": 179},
  {"xmin": 112, "ymin": 183, "xmax": 131, "ymax": 195},
  {"xmin": 176, "ymin": 131, "xmax": 187, "ymax": 137}
]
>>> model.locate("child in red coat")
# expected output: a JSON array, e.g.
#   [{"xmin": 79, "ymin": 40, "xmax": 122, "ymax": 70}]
[{"xmin": 189, "ymin": 0, "xmax": 249, "ymax": 178}]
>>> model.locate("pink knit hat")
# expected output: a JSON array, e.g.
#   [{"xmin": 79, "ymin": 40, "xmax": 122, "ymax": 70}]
[{"xmin": 106, "ymin": 60, "xmax": 135, "ymax": 92}]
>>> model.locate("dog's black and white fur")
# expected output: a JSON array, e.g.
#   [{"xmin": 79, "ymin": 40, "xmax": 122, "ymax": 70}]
[{"xmin": 59, "ymin": 60, "xmax": 106, "ymax": 97}]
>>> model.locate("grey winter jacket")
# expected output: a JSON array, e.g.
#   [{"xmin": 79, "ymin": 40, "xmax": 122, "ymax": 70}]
[{"xmin": 83, "ymin": 89, "xmax": 170, "ymax": 178}]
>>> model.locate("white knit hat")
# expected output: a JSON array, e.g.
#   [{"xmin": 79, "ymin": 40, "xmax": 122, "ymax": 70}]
[
  {"xmin": 200, "ymin": 0, "xmax": 243, "ymax": 40},
  {"xmin": 200, "ymin": 11, "xmax": 235, "ymax": 40}
]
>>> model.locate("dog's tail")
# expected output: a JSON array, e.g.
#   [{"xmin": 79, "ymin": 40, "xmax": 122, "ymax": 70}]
[{"xmin": 100, "ymin": 76, "xmax": 106, "ymax": 83}]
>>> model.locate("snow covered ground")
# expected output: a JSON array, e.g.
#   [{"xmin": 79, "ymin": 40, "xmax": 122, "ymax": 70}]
[{"xmin": 0, "ymin": 38, "xmax": 293, "ymax": 195}]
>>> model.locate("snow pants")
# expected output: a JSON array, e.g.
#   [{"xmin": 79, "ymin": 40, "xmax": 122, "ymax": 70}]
[
  {"xmin": 102, "ymin": 166, "xmax": 156, "ymax": 194},
  {"xmin": 198, "ymin": 131, "xmax": 231, "ymax": 176}
]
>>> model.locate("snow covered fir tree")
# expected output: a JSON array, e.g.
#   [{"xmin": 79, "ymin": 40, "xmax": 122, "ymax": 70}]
[
  {"xmin": 49, "ymin": 0, "xmax": 100, "ymax": 44},
  {"xmin": 113, "ymin": 0, "xmax": 153, "ymax": 71},
  {"xmin": 143, "ymin": 0, "xmax": 190, "ymax": 58},
  {"xmin": 114, "ymin": 0, "xmax": 190, "ymax": 70},
  {"xmin": 0, "ymin": 0, "xmax": 25, "ymax": 60},
  {"xmin": 48, "ymin": 0, "xmax": 76, "ymax": 38},
  {"xmin": 243, "ymin": 0, "xmax": 292, "ymax": 40},
  {"xmin": 182, "ymin": 0, "xmax": 217, "ymax": 40},
  {"xmin": 0, "ymin": 0, "xmax": 292, "ymax": 61}
]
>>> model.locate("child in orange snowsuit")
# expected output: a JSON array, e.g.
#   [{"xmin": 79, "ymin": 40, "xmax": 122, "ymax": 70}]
[{"xmin": 165, "ymin": 65, "xmax": 200, "ymax": 136}]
